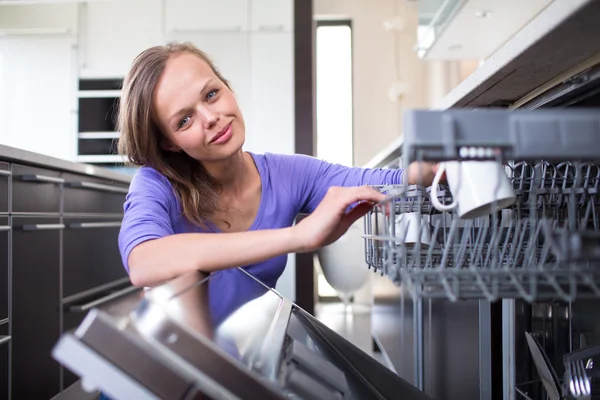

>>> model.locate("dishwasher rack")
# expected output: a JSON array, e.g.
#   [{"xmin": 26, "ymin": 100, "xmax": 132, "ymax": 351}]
[{"xmin": 363, "ymin": 109, "xmax": 600, "ymax": 303}]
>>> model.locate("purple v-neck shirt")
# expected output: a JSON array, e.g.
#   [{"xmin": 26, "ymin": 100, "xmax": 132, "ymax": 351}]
[{"xmin": 118, "ymin": 153, "xmax": 403, "ymax": 317}]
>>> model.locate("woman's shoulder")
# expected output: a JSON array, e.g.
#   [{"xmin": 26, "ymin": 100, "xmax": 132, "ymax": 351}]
[
  {"xmin": 128, "ymin": 166, "xmax": 176, "ymax": 201},
  {"xmin": 251, "ymin": 151, "xmax": 321, "ymax": 173}
]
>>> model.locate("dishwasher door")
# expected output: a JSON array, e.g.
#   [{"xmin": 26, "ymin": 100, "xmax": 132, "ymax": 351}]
[{"xmin": 52, "ymin": 268, "xmax": 433, "ymax": 400}]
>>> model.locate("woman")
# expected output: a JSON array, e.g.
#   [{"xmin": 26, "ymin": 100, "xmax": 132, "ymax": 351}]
[{"xmin": 117, "ymin": 41, "xmax": 437, "ymax": 290}]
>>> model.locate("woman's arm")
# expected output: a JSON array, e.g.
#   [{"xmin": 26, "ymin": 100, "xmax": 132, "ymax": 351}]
[
  {"xmin": 278, "ymin": 154, "xmax": 437, "ymax": 214},
  {"xmin": 122, "ymin": 169, "xmax": 384, "ymax": 287}
]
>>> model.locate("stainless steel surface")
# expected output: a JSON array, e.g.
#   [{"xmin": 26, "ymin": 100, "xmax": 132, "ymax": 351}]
[
  {"xmin": 371, "ymin": 277, "xmax": 481, "ymax": 400},
  {"xmin": 20, "ymin": 174, "xmax": 66, "ymax": 184},
  {"xmin": 67, "ymin": 285, "xmax": 138, "ymax": 313},
  {"xmin": 479, "ymin": 300, "xmax": 492, "ymax": 400},
  {"xmin": 504, "ymin": 299, "xmax": 516, "ymax": 400},
  {"xmin": 66, "ymin": 181, "xmax": 130, "ymax": 194},
  {"xmin": 22, "ymin": 223, "xmax": 65, "ymax": 231},
  {"xmin": 67, "ymin": 222, "xmax": 122, "ymax": 229},
  {"xmin": 53, "ymin": 268, "xmax": 433, "ymax": 400}
]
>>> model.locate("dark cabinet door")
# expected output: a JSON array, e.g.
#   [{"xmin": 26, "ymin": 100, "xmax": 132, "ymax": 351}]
[
  {"xmin": 0, "ymin": 218, "xmax": 8, "ymax": 322},
  {"xmin": 0, "ymin": 323, "xmax": 9, "ymax": 400},
  {"xmin": 62, "ymin": 218, "xmax": 128, "ymax": 298},
  {"xmin": 62, "ymin": 173, "xmax": 129, "ymax": 215},
  {"xmin": 0, "ymin": 162, "xmax": 9, "ymax": 214},
  {"xmin": 12, "ymin": 217, "xmax": 61, "ymax": 399},
  {"xmin": 11, "ymin": 164, "xmax": 62, "ymax": 214}
]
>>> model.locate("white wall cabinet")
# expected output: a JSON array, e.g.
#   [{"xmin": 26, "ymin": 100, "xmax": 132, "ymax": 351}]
[
  {"xmin": 247, "ymin": 32, "xmax": 295, "ymax": 155},
  {"xmin": 165, "ymin": 0, "xmax": 249, "ymax": 33},
  {"xmin": 0, "ymin": 3, "xmax": 78, "ymax": 35},
  {"xmin": 80, "ymin": 0, "xmax": 164, "ymax": 79},
  {"xmin": 250, "ymin": 0, "xmax": 293, "ymax": 32},
  {"xmin": 0, "ymin": 37, "xmax": 76, "ymax": 161}
]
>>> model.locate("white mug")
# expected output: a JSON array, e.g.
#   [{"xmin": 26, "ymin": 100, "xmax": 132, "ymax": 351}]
[
  {"xmin": 394, "ymin": 212, "xmax": 436, "ymax": 248},
  {"xmin": 430, "ymin": 161, "xmax": 516, "ymax": 219}
]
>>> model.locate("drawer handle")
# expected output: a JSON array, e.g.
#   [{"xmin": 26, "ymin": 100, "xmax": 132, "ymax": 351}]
[
  {"xmin": 22, "ymin": 223, "xmax": 65, "ymax": 231},
  {"xmin": 67, "ymin": 181, "xmax": 129, "ymax": 194},
  {"xmin": 68, "ymin": 285, "xmax": 139, "ymax": 313},
  {"xmin": 21, "ymin": 174, "xmax": 65, "ymax": 184},
  {"xmin": 0, "ymin": 336, "xmax": 10, "ymax": 346},
  {"xmin": 0, "ymin": 170, "xmax": 10, "ymax": 176},
  {"xmin": 68, "ymin": 222, "xmax": 122, "ymax": 229},
  {"xmin": 0, "ymin": 226, "xmax": 10, "ymax": 231}
]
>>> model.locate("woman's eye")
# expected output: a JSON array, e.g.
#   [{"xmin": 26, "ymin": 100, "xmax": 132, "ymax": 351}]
[
  {"xmin": 178, "ymin": 115, "xmax": 191, "ymax": 129},
  {"xmin": 206, "ymin": 89, "xmax": 218, "ymax": 101}
]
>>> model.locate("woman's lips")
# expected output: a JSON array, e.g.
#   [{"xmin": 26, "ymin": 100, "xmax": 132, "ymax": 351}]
[{"xmin": 210, "ymin": 123, "xmax": 233, "ymax": 144}]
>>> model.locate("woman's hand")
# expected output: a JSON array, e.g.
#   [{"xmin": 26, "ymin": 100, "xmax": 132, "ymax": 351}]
[
  {"xmin": 406, "ymin": 161, "xmax": 444, "ymax": 186},
  {"xmin": 291, "ymin": 185, "xmax": 386, "ymax": 253}
]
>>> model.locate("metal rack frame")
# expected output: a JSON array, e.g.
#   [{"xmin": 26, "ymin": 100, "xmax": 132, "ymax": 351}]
[{"xmin": 363, "ymin": 108, "xmax": 600, "ymax": 304}]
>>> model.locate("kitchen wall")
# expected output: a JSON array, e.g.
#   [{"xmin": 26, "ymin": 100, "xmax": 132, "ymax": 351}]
[{"xmin": 315, "ymin": 0, "xmax": 433, "ymax": 166}]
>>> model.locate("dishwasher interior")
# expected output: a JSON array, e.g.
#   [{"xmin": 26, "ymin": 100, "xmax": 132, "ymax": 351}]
[{"xmin": 362, "ymin": 62, "xmax": 600, "ymax": 400}]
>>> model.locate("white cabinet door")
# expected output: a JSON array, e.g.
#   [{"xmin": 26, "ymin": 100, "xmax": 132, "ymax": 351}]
[
  {"xmin": 80, "ymin": 0, "xmax": 164, "ymax": 79},
  {"xmin": 0, "ymin": 37, "xmax": 76, "ymax": 161},
  {"xmin": 165, "ymin": 0, "xmax": 249, "ymax": 33},
  {"xmin": 0, "ymin": 3, "xmax": 78, "ymax": 34},
  {"xmin": 247, "ymin": 33, "xmax": 294, "ymax": 154},
  {"xmin": 250, "ymin": 0, "xmax": 293, "ymax": 32},
  {"xmin": 166, "ymin": 32, "xmax": 252, "ymax": 138}
]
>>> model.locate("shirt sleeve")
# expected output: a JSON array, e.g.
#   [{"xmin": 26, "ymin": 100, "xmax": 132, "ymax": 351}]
[
  {"xmin": 118, "ymin": 168, "xmax": 176, "ymax": 273},
  {"xmin": 271, "ymin": 153, "xmax": 404, "ymax": 214}
]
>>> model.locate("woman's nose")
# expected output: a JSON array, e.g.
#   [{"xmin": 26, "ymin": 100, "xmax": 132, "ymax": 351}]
[{"xmin": 198, "ymin": 106, "xmax": 218, "ymax": 128}]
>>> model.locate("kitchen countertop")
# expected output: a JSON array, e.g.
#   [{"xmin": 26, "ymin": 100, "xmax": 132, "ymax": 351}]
[
  {"xmin": 363, "ymin": 0, "xmax": 600, "ymax": 169},
  {"xmin": 0, "ymin": 144, "xmax": 132, "ymax": 184}
]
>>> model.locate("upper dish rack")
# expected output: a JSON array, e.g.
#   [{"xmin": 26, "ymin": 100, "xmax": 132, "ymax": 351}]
[{"xmin": 363, "ymin": 109, "xmax": 600, "ymax": 302}]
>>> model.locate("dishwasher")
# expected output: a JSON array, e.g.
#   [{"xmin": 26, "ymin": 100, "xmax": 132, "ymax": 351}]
[
  {"xmin": 51, "ymin": 267, "xmax": 433, "ymax": 400},
  {"xmin": 363, "ymin": 106, "xmax": 600, "ymax": 400}
]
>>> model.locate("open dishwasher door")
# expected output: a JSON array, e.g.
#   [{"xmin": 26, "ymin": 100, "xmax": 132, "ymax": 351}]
[{"xmin": 52, "ymin": 268, "xmax": 431, "ymax": 400}]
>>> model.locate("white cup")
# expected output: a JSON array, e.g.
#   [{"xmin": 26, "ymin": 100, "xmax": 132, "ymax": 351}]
[
  {"xmin": 430, "ymin": 161, "xmax": 516, "ymax": 219},
  {"xmin": 393, "ymin": 212, "xmax": 436, "ymax": 248}
]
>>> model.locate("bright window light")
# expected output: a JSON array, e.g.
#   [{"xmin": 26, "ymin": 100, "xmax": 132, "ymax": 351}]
[{"xmin": 316, "ymin": 23, "xmax": 353, "ymax": 167}]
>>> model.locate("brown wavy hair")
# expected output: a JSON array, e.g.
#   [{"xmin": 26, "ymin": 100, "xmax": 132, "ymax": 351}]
[{"xmin": 117, "ymin": 42, "xmax": 231, "ymax": 227}]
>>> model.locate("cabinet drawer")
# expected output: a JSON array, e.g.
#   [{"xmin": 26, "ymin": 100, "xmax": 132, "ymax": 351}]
[
  {"xmin": 0, "ymin": 162, "xmax": 9, "ymax": 214},
  {"xmin": 63, "ymin": 217, "xmax": 128, "ymax": 298},
  {"xmin": 0, "ymin": 217, "xmax": 8, "ymax": 321},
  {"xmin": 63, "ymin": 173, "xmax": 129, "ymax": 215},
  {"xmin": 11, "ymin": 164, "xmax": 62, "ymax": 214},
  {"xmin": 12, "ymin": 217, "xmax": 61, "ymax": 399}
]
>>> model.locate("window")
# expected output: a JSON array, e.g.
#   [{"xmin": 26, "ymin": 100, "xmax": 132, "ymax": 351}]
[
  {"xmin": 315, "ymin": 20, "xmax": 354, "ymax": 299},
  {"xmin": 316, "ymin": 20, "xmax": 354, "ymax": 166}
]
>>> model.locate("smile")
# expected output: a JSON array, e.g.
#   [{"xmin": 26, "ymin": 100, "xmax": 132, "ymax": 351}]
[{"xmin": 209, "ymin": 122, "xmax": 233, "ymax": 144}]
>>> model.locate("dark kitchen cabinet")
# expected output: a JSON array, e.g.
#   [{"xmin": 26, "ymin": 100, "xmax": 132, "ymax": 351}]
[
  {"xmin": 11, "ymin": 164, "xmax": 62, "ymax": 215},
  {"xmin": 0, "ymin": 217, "xmax": 9, "ymax": 322},
  {"xmin": 62, "ymin": 217, "xmax": 127, "ymax": 298},
  {"xmin": 0, "ymin": 145, "xmax": 132, "ymax": 399},
  {"xmin": 12, "ymin": 217, "xmax": 61, "ymax": 399},
  {"xmin": 0, "ymin": 322, "xmax": 9, "ymax": 400},
  {"xmin": 62, "ymin": 172, "xmax": 128, "ymax": 215}
]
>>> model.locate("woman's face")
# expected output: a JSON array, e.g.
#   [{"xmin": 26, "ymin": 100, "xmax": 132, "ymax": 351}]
[{"xmin": 153, "ymin": 52, "xmax": 245, "ymax": 162}]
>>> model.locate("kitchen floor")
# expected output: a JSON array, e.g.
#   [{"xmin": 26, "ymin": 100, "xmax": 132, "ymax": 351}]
[{"xmin": 314, "ymin": 301, "xmax": 392, "ymax": 370}]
